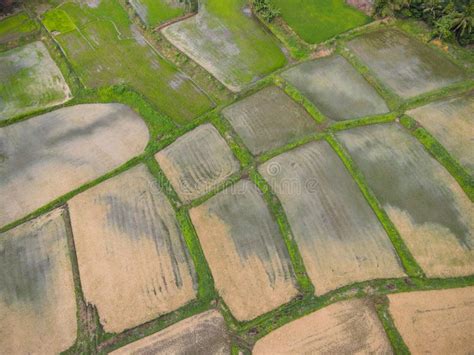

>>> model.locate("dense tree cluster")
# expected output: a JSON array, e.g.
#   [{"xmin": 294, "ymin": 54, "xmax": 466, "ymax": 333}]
[{"xmin": 374, "ymin": 0, "xmax": 473, "ymax": 45}]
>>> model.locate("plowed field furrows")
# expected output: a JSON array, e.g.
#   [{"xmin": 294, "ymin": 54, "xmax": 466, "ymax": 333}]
[
  {"xmin": 259, "ymin": 140, "xmax": 404, "ymax": 295},
  {"xmin": 0, "ymin": 103, "xmax": 149, "ymax": 227},
  {"xmin": 282, "ymin": 55, "xmax": 389, "ymax": 121},
  {"xmin": 155, "ymin": 123, "xmax": 240, "ymax": 203},
  {"xmin": 347, "ymin": 29, "xmax": 466, "ymax": 98},
  {"xmin": 388, "ymin": 287, "xmax": 474, "ymax": 354},
  {"xmin": 0, "ymin": 209, "xmax": 77, "ymax": 354},
  {"xmin": 68, "ymin": 165, "xmax": 197, "ymax": 333},
  {"xmin": 161, "ymin": 0, "xmax": 286, "ymax": 92},
  {"xmin": 337, "ymin": 123, "xmax": 474, "ymax": 277},
  {"xmin": 222, "ymin": 86, "xmax": 318, "ymax": 155},
  {"xmin": 111, "ymin": 310, "xmax": 231, "ymax": 354},
  {"xmin": 407, "ymin": 91, "xmax": 474, "ymax": 174},
  {"xmin": 253, "ymin": 299, "xmax": 392, "ymax": 354},
  {"xmin": 0, "ymin": 41, "xmax": 71, "ymax": 120},
  {"xmin": 190, "ymin": 180, "xmax": 298, "ymax": 321}
]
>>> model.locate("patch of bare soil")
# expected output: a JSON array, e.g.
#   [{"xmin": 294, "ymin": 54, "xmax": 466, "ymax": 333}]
[
  {"xmin": 388, "ymin": 287, "xmax": 474, "ymax": 354},
  {"xmin": 253, "ymin": 299, "xmax": 392, "ymax": 354}
]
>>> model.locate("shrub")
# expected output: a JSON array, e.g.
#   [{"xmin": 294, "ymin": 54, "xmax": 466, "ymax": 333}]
[{"xmin": 253, "ymin": 0, "xmax": 280, "ymax": 22}]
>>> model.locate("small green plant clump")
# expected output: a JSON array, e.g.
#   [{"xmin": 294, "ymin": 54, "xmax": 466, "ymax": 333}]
[
  {"xmin": 253, "ymin": 0, "xmax": 280, "ymax": 22},
  {"xmin": 374, "ymin": 0, "xmax": 473, "ymax": 45}
]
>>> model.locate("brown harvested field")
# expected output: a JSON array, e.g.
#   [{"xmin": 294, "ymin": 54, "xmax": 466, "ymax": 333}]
[
  {"xmin": 68, "ymin": 165, "xmax": 197, "ymax": 333},
  {"xmin": 336, "ymin": 123, "xmax": 473, "ymax": 277},
  {"xmin": 388, "ymin": 287, "xmax": 474, "ymax": 354},
  {"xmin": 281, "ymin": 55, "xmax": 389, "ymax": 121},
  {"xmin": 221, "ymin": 86, "xmax": 318, "ymax": 155},
  {"xmin": 189, "ymin": 180, "xmax": 298, "ymax": 321},
  {"xmin": 111, "ymin": 310, "xmax": 230, "ymax": 354},
  {"xmin": 0, "ymin": 103, "xmax": 149, "ymax": 227},
  {"xmin": 253, "ymin": 299, "xmax": 392, "ymax": 354},
  {"xmin": 347, "ymin": 29, "xmax": 466, "ymax": 99},
  {"xmin": 155, "ymin": 123, "xmax": 240, "ymax": 203},
  {"xmin": 0, "ymin": 209, "xmax": 77, "ymax": 354},
  {"xmin": 407, "ymin": 91, "xmax": 474, "ymax": 174},
  {"xmin": 259, "ymin": 141, "xmax": 404, "ymax": 295}
]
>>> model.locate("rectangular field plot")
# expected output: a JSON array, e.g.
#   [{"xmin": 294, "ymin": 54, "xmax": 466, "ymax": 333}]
[
  {"xmin": 130, "ymin": 0, "xmax": 186, "ymax": 28},
  {"xmin": 0, "ymin": 209, "xmax": 77, "ymax": 354},
  {"xmin": 253, "ymin": 299, "xmax": 391, "ymax": 354},
  {"xmin": 111, "ymin": 311, "xmax": 231, "ymax": 354},
  {"xmin": 0, "ymin": 12, "xmax": 38, "ymax": 43},
  {"xmin": 0, "ymin": 104, "xmax": 148, "ymax": 227},
  {"xmin": 282, "ymin": 55, "xmax": 389, "ymax": 121},
  {"xmin": 162, "ymin": 0, "xmax": 286, "ymax": 92},
  {"xmin": 270, "ymin": 0, "xmax": 371, "ymax": 44},
  {"xmin": 347, "ymin": 29, "xmax": 466, "ymax": 99},
  {"xmin": 407, "ymin": 91, "xmax": 474, "ymax": 174},
  {"xmin": 68, "ymin": 165, "xmax": 197, "ymax": 333},
  {"xmin": 259, "ymin": 141, "xmax": 404, "ymax": 295},
  {"xmin": 388, "ymin": 287, "xmax": 474, "ymax": 354},
  {"xmin": 190, "ymin": 180, "xmax": 298, "ymax": 321},
  {"xmin": 155, "ymin": 124, "xmax": 240, "ymax": 203},
  {"xmin": 337, "ymin": 123, "xmax": 474, "ymax": 277},
  {"xmin": 222, "ymin": 86, "xmax": 318, "ymax": 154},
  {"xmin": 42, "ymin": 0, "xmax": 212, "ymax": 124},
  {"xmin": 0, "ymin": 41, "xmax": 71, "ymax": 120}
]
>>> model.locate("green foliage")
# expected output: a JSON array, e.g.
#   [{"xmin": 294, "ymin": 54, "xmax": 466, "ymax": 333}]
[
  {"xmin": 42, "ymin": 8, "xmax": 76, "ymax": 34},
  {"xmin": 374, "ymin": 0, "xmax": 473, "ymax": 45},
  {"xmin": 271, "ymin": 0, "xmax": 372, "ymax": 44},
  {"xmin": 0, "ymin": 12, "xmax": 38, "ymax": 41},
  {"xmin": 253, "ymin": 0, "xmax": 280, "ymax": 22}
]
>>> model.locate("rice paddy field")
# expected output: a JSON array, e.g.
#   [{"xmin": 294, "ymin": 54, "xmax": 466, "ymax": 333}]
[
  {"xmin": 162, "ymin": 0, "xmax": 287, "ymax": 91},
  {"xmin": 42, "ymin": 0, "xmax": 212, "ymax": 124},
  {"xmin": 1, "ymin": 0, "xmax": 473, "ymax": 353},
  {"xmin": 270, "ymin": 0, "xmax": 371, "ymax": 44}
]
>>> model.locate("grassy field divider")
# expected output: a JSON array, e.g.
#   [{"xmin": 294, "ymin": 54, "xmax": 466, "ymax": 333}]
[
  {"xmin": 328, "ymin": 112, "xmax": 398, "ymax": 132},
  {"xmin": 374, "ymin": 296, "xmax": 410, "ymax": 354},
  {"xmin": 337, "ymin": 46, "xmax": 402, "ymax": 111},
  {"xmin": 325, "ymin": 134, "xmax": 425, "ymax": 278},
  {"xmin": 62, "ymin": 206, "xmax": 102, "ymax": 354},
  {"xmin": 399, "ymin": 115, "xmax": 474, "ymax": 200},
  {"xmin": 0, "ymin": 155, "xmax": 144, "ymax": 234},
  {"xmin": 249, "ymin": 169, "xmax": 315, "ymax": 295},
  {"xmin": 144, "ymin": 157, "xmax": 216, "ymax": 302},
  {"xmin": 274, "ymin": 76, "xmax": 326, "ymax": 123}
]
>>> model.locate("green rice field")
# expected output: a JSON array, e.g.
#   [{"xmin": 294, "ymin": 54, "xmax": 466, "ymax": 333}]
[
  {"xmin": 270, "ymin": 0, "xmax": 371, "ymax": 44},
  {"xmin": 42, "ymin": 0, "xmax": 213, "ymax": 124},
  {"xmin": 0, "ymin": 12, "xmax": 38, "ymax": 43}
]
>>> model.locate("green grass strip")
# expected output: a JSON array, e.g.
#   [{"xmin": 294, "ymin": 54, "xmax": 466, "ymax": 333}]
[
  {"xmin": 374, "ymin": 296, "xmax": 410, "ymax": 354},
  {"xmin": 274, "ymin": 76, "xmax": 326, "ymax": 123},
  {"xmin": 337, "ymin": 46, "xmax": 402, "ymax": 111},
  {"xmin": 328, "ymin": 112, "xmax": 398, "ymax": 132},
  {"xmin": 325, "ymin": 134, "xmax": 425, "ymax": 278},
  {"xmin": 249, "ymin": 169, "xmax": 314, "ymax": 295},
  {"xmin": 399, "ymin": 115, "xmax": 474, "ymax": 200}
]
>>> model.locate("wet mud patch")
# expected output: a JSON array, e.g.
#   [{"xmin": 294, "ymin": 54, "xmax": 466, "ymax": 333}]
[
  {"xmin": 347, "ymin": 29, "xmax": 466, "ymax": 98},
  {"xmin": 155, "ymin": 124, "xmax": 240, "ymax": 203},
  {"xmin": 222, "ymin": 86, "xmax": 318, "ymax": 155},
  {"xmin": 190, "ymin": 180, "xmax": 298, "ymax": 321},
  {"xmin": 407, "ymin": 90, "xmax": 474, "ymax": 174},
  {"xmin": 0, "ymin": 209, "xmax": 77, "ymax": 354},
  {"xmin": 336, "ymin": 123, "xmax": 473, "ymax": 277},
  {"xmin": 0, "ymin": 103, "xmax": 149, "ymax": 227},
  {"xmin": 282, "ymin": 55, "xmax": 389, "ymax": 121},
  {"xmin": 259, "ymin": 140, "xmax": 404, "ymax": 295}
]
